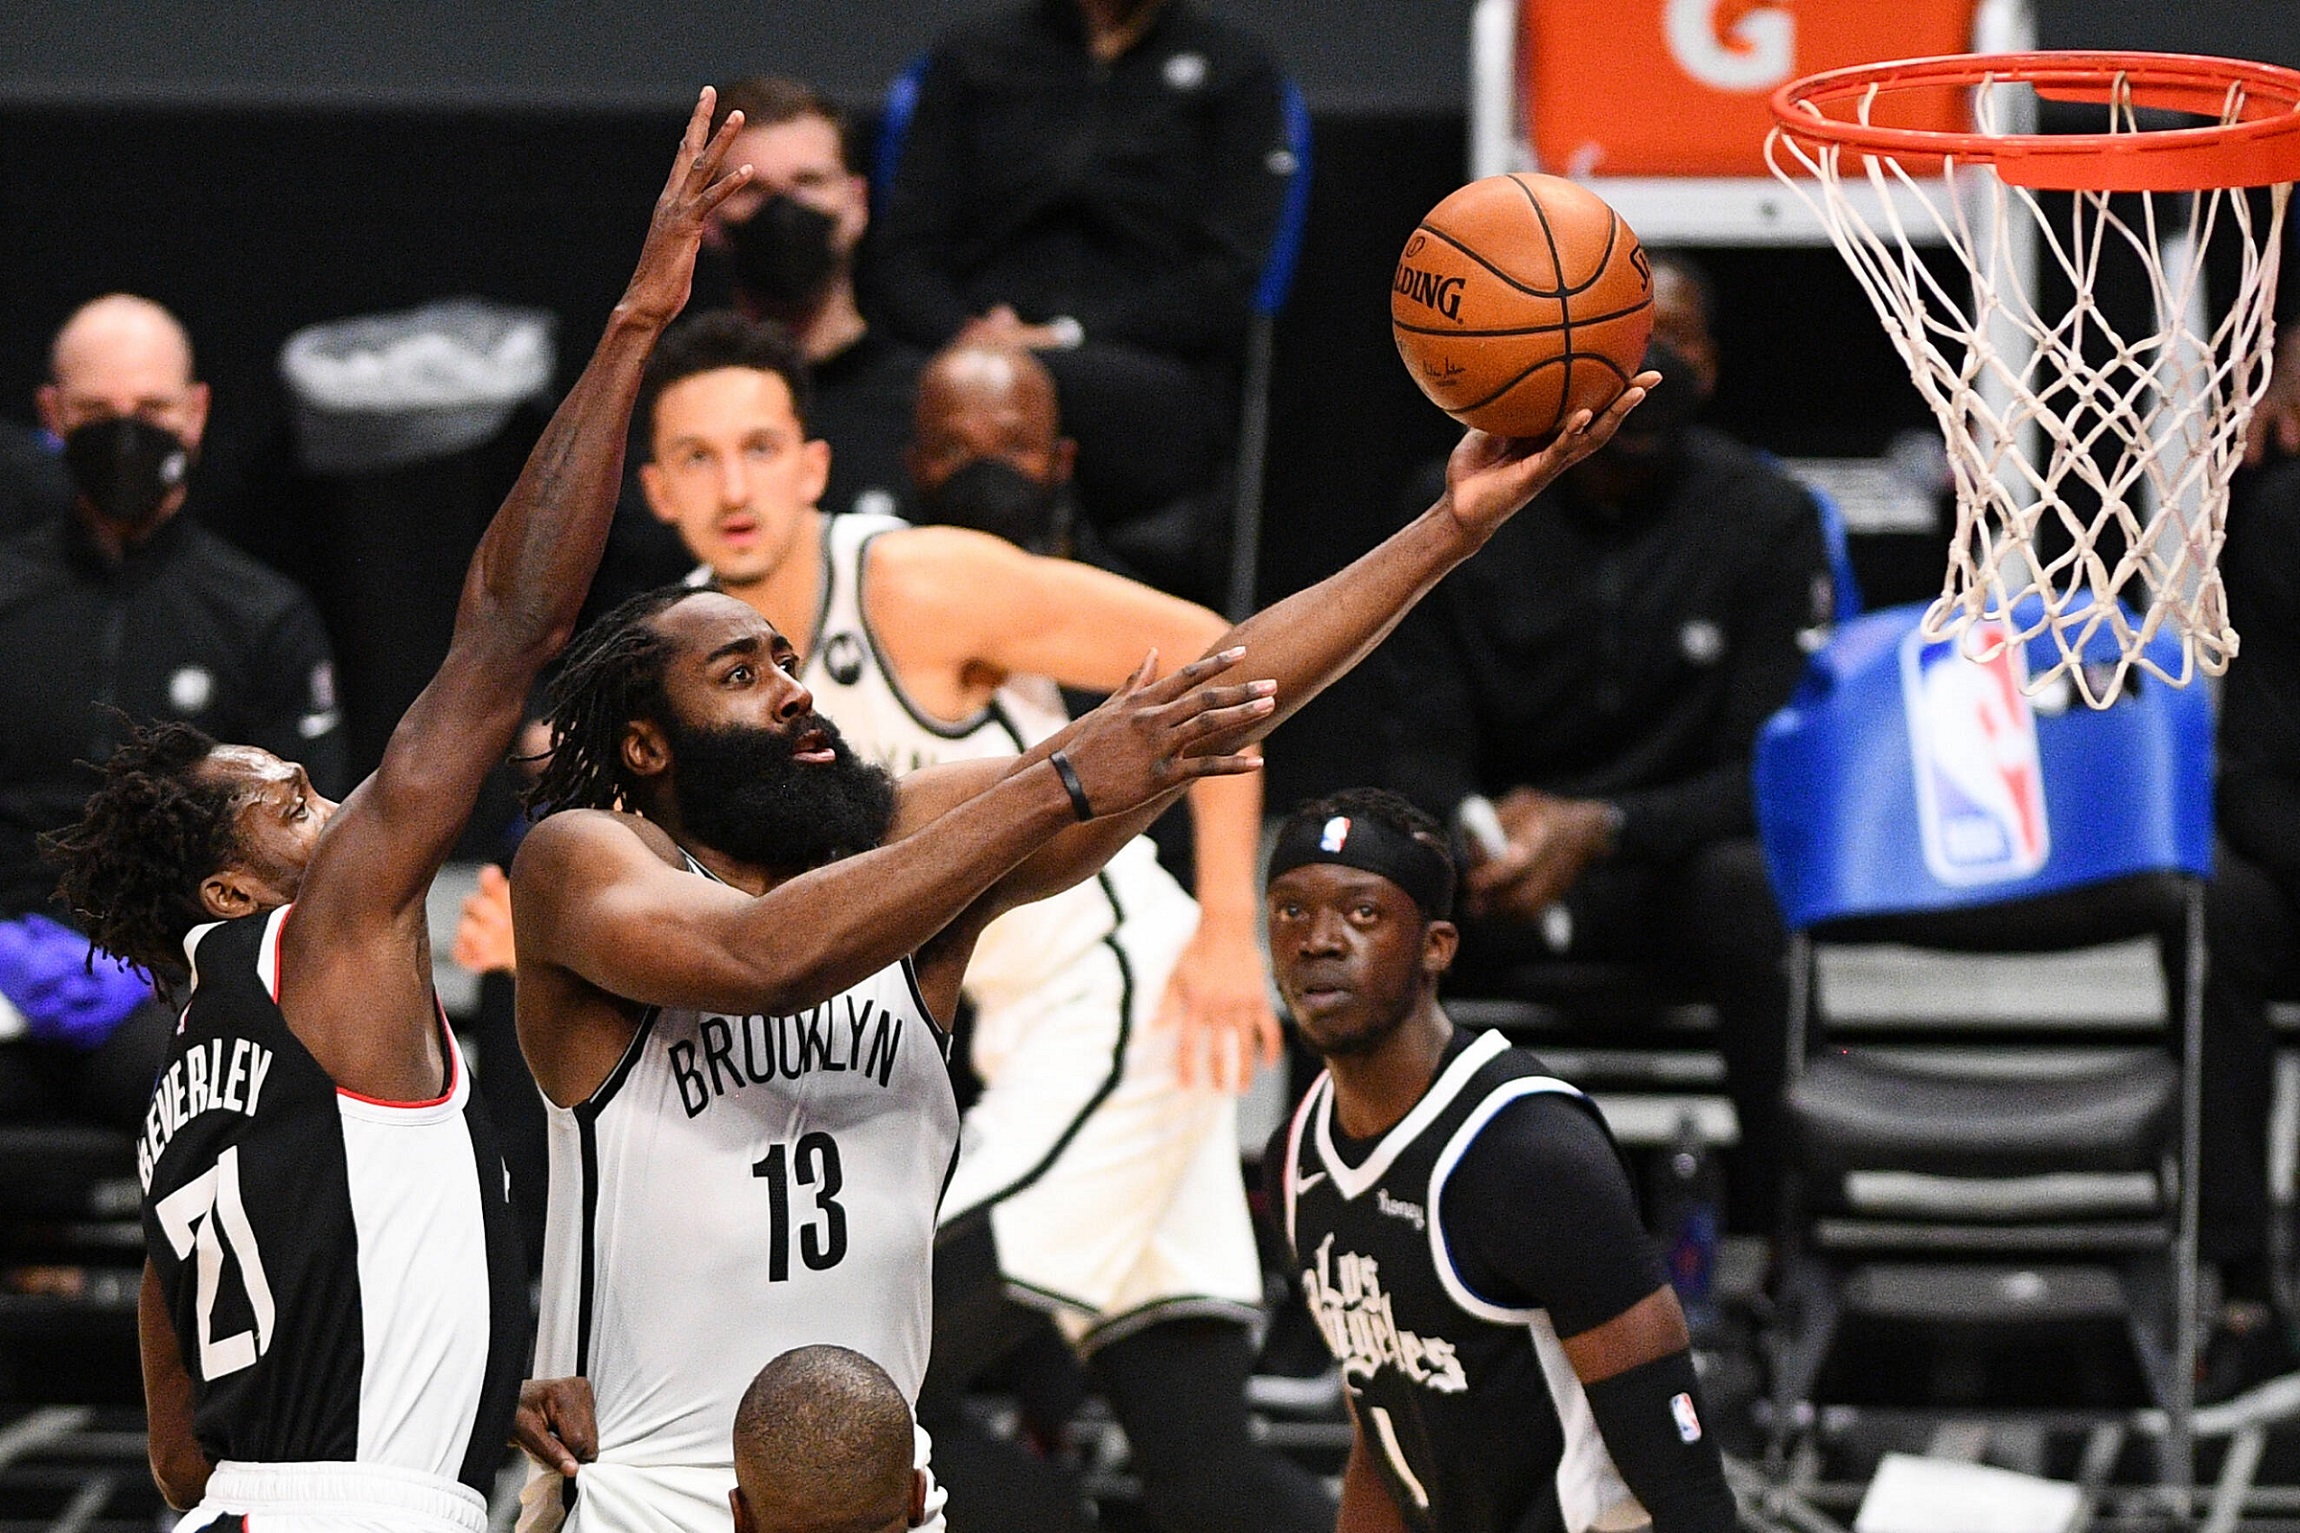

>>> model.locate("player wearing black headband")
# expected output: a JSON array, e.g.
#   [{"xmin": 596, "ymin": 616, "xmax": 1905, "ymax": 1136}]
[{"xmin": 1264, "ymin": 789, "xmax": 1735, "ymax": 1533}]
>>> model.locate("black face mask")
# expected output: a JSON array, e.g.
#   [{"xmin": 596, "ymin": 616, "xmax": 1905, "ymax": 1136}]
[
  {"xmin": 63, "ymin": 417, "xmax": 191, "ymax": 531},
  {"xmin": 725, "ymin": 195, "xmax": 843, "ymax": 312},
  {"xmin": 917, "ymin": 458, "xmax": 1072, "ymax": 556},
  {"xmin": 661, "ymin": 707, "xmax": 895, "ymax": 872},
  {"xmin": 1598, "ymin": 337, "xmax": 1701, "ymax": 465}
]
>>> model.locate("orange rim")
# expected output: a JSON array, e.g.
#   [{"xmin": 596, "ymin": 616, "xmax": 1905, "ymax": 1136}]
[{"xmin": 1771, "ymin": 51, "xmax": 2300, "ymax": 191}]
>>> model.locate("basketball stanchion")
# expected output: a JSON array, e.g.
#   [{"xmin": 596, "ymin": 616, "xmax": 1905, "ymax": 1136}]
[{"xmin": 1768, "ymin": 52, "xmax": 2300, "ymax": 709}]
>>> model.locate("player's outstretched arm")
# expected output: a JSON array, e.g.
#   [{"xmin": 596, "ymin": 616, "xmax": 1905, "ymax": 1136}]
[
  {"xmin": 517, "ymin": 653, "xmax": 1270, "ymax": 1025},
  {"xmin": 1208, "ymin": 382, "xmax": 1659, "ymax": 745},
  {"xmin": 873, "ymin": 529, "xmax": 1276, "ymax": 1087},
  {"xmin": 297, "ymin": 92, "xmax": 751, "ymax": 936}
]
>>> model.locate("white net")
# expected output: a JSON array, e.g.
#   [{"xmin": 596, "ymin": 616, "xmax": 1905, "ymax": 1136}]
[{"xmin": 1768, "ymin": 72, "xmax": 2291, "ymax": 708}]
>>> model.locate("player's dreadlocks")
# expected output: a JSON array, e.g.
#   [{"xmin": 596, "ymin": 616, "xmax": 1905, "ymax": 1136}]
[
  {"xmin": 44, "ymin": 720, "xmax": 240, "ymax": 986},
  {"xmin": 525, "ymin": 583, "xmax": 701, "ymax": 818}
]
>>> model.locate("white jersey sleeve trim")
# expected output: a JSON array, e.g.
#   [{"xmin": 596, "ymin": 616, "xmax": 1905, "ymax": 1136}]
[
  {"xmin": 1427, "ymin": 1079, "xmax": 1644, "ymax": 1533},
  {"xmin": 1314, "ymin": 1027, "xmax": 1506, "ymax": 1200},
  {"xmin": 1424, "ymin": 1074, "xmax": 1592, "ymax": 1326},
  {"xmin": 255, "ymin": 903, "xmax": 293, "ymax": 1001}
]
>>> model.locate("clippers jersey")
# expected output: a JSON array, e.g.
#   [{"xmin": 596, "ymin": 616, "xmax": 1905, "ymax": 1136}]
[
  {"xmin": 528, "ymin": 858, "xmax": 960, "ymax": 1526},
  {"xmin": 792, "ymin": 513, "xmax": 1187, "ymax": 1017},
  {"xmin": 1277, "ymin": 1029, "xmax": 1647, "ymax": 1533},
  {"xmin": 139, "ymin": 906, "xmax": 527, "ymax": 1494}
]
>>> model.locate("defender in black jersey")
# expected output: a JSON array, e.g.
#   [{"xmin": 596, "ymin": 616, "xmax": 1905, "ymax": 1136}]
[
  {"xmin": 46, "ymin": 97, "xmax": 759, "ymax": 1531},
  {"xmin": 1263, "ymin": 790, "xmax": 1736, "ymax": 1533}
]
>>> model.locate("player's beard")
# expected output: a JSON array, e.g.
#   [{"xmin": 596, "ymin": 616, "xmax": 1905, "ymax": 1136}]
[{"xmin": 660, "ymin": 709, "xmax": 896, "ymax": 873}]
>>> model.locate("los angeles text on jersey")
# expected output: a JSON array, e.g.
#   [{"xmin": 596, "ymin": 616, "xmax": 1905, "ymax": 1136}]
[
  {"xmin": 669, "ymin": 993, "xmax": 910, "ymax": 1118},
  {"xmin": 137, "ymin": 1037, "xmax": 277, "ymax": 1190},
  {"xmin": 1303, "ymin": 1231, "xmax": 1468, "ymax": 1393}
]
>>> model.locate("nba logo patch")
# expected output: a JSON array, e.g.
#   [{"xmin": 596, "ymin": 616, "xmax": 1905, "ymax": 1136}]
[
  {"xmin": 1320, "ymin": 816, "xmax": 1351, "ymax": 853},
  {"xmin": 1670, "ymin": 1392, "xmax": 1702, "ymax": 1444},
  {"xmin": 1899, "ymin": 620, "xmax": 2049, "ymax": 886}
]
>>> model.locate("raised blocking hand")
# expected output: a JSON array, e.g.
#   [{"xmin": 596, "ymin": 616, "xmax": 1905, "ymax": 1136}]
[
  {"xmin": 1055, "ymin": 649, "xmax": 1273, "ymax": 820},
  {"xmin": 621, "ymin": 87, "xmax": 758, "ymax": 328}
]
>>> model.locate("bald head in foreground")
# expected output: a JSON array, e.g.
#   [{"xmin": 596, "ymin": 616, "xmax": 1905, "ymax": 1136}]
[{"xmin": 731, "ymin": 1347, "xmax": 928, "ymax": 1533}]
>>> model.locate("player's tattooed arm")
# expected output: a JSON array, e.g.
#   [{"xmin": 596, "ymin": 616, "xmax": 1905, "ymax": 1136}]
[
  {"xmin": 139, "ymin": 1262, "xmax": 210, "ymax": 1510},
  {"xmin": 281, "ymin": 94, "xmax": 752, "ymax": 1100},
  {"xmin": 304, "ymin": 91, "xmax": 754, "ymax": 923},
  {"xmin": 518, "ymin": 654, "xmax": 1269, "ymax": 1025}
]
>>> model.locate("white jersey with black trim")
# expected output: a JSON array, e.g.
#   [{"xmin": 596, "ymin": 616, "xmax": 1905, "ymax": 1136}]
[
  {"xmin": 789, "ymin": 512, "xmax": 1193, "ymax": 1016},
  {"xmin": 524, "ymin": 850, "xmax": 960, "ymax": 1533}
]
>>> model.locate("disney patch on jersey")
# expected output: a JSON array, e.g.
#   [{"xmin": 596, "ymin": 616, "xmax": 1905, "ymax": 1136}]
[{"xmin": 1671, "ymin": 1391, "xmax": 1703, "ymax": 1443}]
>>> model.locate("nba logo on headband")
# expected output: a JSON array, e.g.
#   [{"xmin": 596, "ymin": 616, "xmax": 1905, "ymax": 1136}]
[{"xmin": 1320, "ymin": 817, "xmax": 1350, "ymax": 853}]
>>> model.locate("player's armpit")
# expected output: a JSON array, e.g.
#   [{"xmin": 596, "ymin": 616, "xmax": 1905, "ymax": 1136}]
[{"xmin": 139, "ymin": 1261, "xmax": 210, "ymax": 1510}]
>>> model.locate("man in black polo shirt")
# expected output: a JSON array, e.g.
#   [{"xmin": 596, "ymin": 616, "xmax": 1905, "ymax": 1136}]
[
  {"xmin": 1381, "ymin": 260, "xmax": 1830, "ymax": 1231},
  {"xmin": 0, "ymin": 295, "xmax": 342, "ymax": 1127},
  {"xmin": 866, "ymin": 0, "xmax": 1293, "ymax": 586}
]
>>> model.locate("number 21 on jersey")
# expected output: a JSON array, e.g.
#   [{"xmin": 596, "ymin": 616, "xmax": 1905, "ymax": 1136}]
[
  {"xmin": 752, "ymin": 1132, "xmax": 847, "ymax": 1281},
  {"xmin": 154, "ymin": 1146, "xmax": 276, "ymax": 1380}
]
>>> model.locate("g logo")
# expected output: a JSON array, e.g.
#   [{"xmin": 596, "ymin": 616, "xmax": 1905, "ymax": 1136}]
[
  {"xmin": 1665, "ymin": 0, "xmax": 1793, "ymax": 92},
  {"xmin": 821, "ymin": 632, "xmax": 866, "ymax": 687}
]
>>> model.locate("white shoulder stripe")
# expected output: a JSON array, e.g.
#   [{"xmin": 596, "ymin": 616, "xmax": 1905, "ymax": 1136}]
[
  {"xmin": 1282, "ymin": 1071, "xmax": 1331, "ymax": 1252},
  {"xmin": 1425, "ymin": 1074, "xmax": 1591, "ymax": 1325},
  {"xmin": 1314, "ymin": 1027, "xmax": 1506, "ymax": 1200},
  {"xmin": 254, "ymin": 904, "xmax": 293, "ymax": 1002}
]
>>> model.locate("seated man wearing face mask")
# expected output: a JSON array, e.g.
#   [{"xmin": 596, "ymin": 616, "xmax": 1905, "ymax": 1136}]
[
  {"xmin": 1380, "ymin": 255, "xmax": 1831, "ymax": 1235},
  {"xmin": 0, "ymin": 295, "xmax": 344, "ymax": 1128}
]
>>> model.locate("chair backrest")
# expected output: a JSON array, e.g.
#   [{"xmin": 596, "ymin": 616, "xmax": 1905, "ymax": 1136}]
[
  {"xmin": 1804, "ymin": 478, "xmax": 1863, "ymax": 623},
  {"xmin": 1754, "ymin": 599, "xmax": 2212, "ymax": 935},
  {"xmin": 1254, "ymin": 77, "xmax": 1315, "ymax": 318},
  {"xmin": 871, "ymin": 54, "xmax": 931, "ymax": 200}
]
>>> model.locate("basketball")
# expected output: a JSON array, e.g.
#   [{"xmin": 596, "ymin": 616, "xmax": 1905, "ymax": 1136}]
[{"xmin": 1390, "ymin": 173, "xmax": 1654, "ymax": 440}]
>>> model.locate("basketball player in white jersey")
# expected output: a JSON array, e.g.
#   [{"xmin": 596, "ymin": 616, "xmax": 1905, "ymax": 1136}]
[
  {"xmin": 625, "ymin": 321, "xmax": 1313, "ymax": 1529},
  {"xmin": 503, "ymin": 350, "xmax": 1656, "ymax": 1533},
  {"xmin": 43, "ymin": 94, "xmax": 756, "ymax": 1531}
]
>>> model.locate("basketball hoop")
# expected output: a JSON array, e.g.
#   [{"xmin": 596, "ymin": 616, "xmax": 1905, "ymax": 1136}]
[{"xmin": 1769, "ymin": 52, "xmax": 2300, "ymax": 707}]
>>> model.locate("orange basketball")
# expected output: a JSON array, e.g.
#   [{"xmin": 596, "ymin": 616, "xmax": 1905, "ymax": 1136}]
[{"xmin": 1391, "ymin": 174, "xmax": 1654, "ymax": 439}]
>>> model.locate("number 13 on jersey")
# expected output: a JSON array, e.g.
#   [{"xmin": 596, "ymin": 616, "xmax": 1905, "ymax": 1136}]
[{"xmin": 752, "ymin": 1132, "xmax": 847, "ymax": 1281}]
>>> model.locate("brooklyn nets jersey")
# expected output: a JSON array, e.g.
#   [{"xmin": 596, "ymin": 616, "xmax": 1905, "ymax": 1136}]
[
  {"xmin": 790, "ymin": 512, "xmax": 1189, "ymax": 1016},
  {"xmin": 528, "ymin": 853, "xmax": 960, "ymax": 1525},
  {"xmin": 139, "ymin": 907, "xmax": 527, "ymax": 1494},
  {"xmin": 1278, "ymin": 1029, "xmax": 1647, "ymax": 1533}
]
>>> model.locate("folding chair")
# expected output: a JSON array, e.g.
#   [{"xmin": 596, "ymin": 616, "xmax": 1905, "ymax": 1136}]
[{"xmin": 1753, "ymin": 597, "xmax": 2214, "ymax": 1518}]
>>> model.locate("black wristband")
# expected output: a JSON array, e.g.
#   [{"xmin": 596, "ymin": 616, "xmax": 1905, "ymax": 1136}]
[{"xmin": 1049, "ymin": 750, "xmax": 1095, "ymax": 822}]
